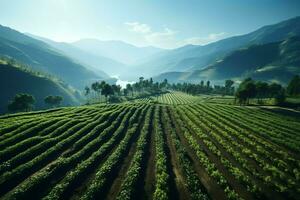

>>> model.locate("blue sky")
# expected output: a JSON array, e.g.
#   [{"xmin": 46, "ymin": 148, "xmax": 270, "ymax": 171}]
[{"xmin": 1, "ymin": 0, "xmax": 300, "ymax": 49}]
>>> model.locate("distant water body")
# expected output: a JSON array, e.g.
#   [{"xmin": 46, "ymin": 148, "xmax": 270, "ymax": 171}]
[{"xmin": 112, "ymin": 75, "xmax": 135, "ymax": 89}]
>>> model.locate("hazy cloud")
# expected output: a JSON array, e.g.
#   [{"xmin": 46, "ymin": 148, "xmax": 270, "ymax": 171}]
[
  {"xmin": 182, "ymin": 32, "xmax": 227, "ymax": 46},
  {"xmin": 125, "ymin": 21, "xmax": 227, "ymax": 48},
  {"xmin": 144, "ymin": 28, "xmax": 177, "ymax": 49},
  {"xmin": 124, "ymin": 22, "xmax": 151, "ymax": 33}
]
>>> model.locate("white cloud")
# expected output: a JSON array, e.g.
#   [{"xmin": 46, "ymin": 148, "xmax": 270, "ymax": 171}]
[
  {"xmin": 182, "ymin": 32, "xmax": 226, "ymax": 46},
  {"xmin": 144, "ymin": 28, "xmax": 177, "ymax": 49},
  {"xmin": 124, "ymin": 21, "xmax": 227, "ymax": 49},
  {"xmin": 124, "ymin": 22, "xmax": 151, "ymax": 34}
]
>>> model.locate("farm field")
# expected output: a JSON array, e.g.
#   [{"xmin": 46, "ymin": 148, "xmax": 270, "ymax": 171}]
[{"xmin": 0, "ymin": 92, "xmax": 300, "ymax": 200}]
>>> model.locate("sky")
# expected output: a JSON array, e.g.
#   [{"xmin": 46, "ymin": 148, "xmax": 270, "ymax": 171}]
[{"xmin": 1, "ymin": 0, "xmax": 300, "ymax": 49}]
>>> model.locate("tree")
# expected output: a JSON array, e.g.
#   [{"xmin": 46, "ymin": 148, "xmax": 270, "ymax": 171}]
[
  {"xmin": 255, "ymin": 81, "xmax": 269, "ymax": 102},
  {"xmin": 123, "ymin": 88, "xmax": 128, "ymax": 96},
  {"xmin": 112, "ymin": 85, "xmax": 121, "ymax": 96},
  {"xmin": 139, "ymin": 77, "xmax": 144, "ymax": 83},
  {"xmin": 225, "ymin": 80, "xmax": 234, "ymax": 89},
  {"xmin": 126, "ymin": 84, "xmax": 133, "ymax": 96},
  {"xmin": 206, "ymin": 81, "xmax": 210, "ymax": 88},
  {"xmin": 200, "ymin": 80, "xmax": 204, "ymax": 87},
  {"xmin": 274, "ymin": 88, "xmax": 286, "ymax": 105},
  {"xmin": 287, "ymin": 75, "xmax": 300, "ymax": 96},
  {"xmin": 225, "ymin": 80, "xmax": 234, "ymax": 95},
  {"xmin": 269, "ymin": 83, "xmax": 283, "ymax": 98},
  {"xmin": 101, "ymin": 84, "xmax": 114, "ymax": 102},
  {"xmin": 44, "ymin": 95, "xmax": 63, "ymax": 107},
  {"xmin": 235, "ymin": 78, "xmax": 256, "ymax": 105},
  {"xmin": 84, "ymin": 86, "xmax": 90, "ymax": 96},
  {"xmin": 91, "ymin": 82, "xmax": 100, "ymax": 99},
  {"xmin": 235, "ymin": 89, "xmax": 248, "ymax": 105},
  {"xmin": 8, "ymin": 93, "xmax": 35, "ymax": 112}
]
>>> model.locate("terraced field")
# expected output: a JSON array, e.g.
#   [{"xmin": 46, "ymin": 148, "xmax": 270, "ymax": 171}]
[{"xmin": 0, "ymin": 92, "xmax": 299, "ymax": 200}]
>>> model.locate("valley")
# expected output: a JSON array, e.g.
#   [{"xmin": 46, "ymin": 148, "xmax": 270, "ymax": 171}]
[{"xmin": 0, "ymin": 3, "xmax": 300, "ymax": 200}]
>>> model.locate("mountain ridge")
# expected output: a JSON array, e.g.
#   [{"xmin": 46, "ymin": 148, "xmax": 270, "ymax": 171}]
[
  {"xmin": 0, "ymin": 59, "xmax": 79, "ymax": 113},
  {"xmin": 138, "ymin": 16, "xmax": 300, "ymax": 77},
  {"xmin": 0, "ymin": 24, "xmax": 102, "ymax": 89},
  {"xmin": 154, "ymin": 36, "xmax": 300, "ymax": 84}
]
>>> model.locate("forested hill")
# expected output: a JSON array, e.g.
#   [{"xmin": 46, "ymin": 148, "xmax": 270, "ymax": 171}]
[
  {"xmin": 0, "ymin": 25, "xmax": 102, "ymax": 89},
  {"xmin": 184, "ymin": 36, "xmax": 300, "ymax": 83},
  {"xmin": 155, "ymin": 36, "xmax": 300, "ymax": 84},
  {"xmin": 0, "ymin": 60, "xmax": 79, "ymax": 113},
  {"xmin": 142, "ymin": 16, "xmax": 300, "ymax": 80}
]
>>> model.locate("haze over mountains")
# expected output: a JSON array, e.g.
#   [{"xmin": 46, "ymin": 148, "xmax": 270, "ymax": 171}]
[
  {"xmin": 155, "ymin": 36, "xmax": 300, "ymax": 84},
  {"xmin": 0, "ymin": 25, "xmax": 104, "ymax": 89},
  {"xmin": 30, "ymin": 16, "xmax": 300, "ymax": 84},
  {"xmin": 72, "ymin": 39, "xmax": 163, "ymax": 65},
  {"xmin": 0, "ymin": 16, "xmax": 300, "ymax": 113},
  {"xmin": 145, "ymin": 16, "xmax": 300, "ymax": 83}
]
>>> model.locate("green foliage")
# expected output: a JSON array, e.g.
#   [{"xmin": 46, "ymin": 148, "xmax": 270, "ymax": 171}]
[
  {"xmin": 235, "ymin": 78, "xmax": 286, "ymax": 105},
  {"xmin": 0, "ymin": 59, "xmax": 79, "ymax": 113},
  {"xmin": 0, "ymin": 93, "xmax": 299, "ymax": 200},
  {"xmin": 287, "ymin": 75, "xmax": 300, "ymax": 96},
  {"xmin": 7, "ymin": 93, "xmax": 35, "ymax": 113},
  {"xmin": 0, "ymin": 25, "xmax": 99, "ymax": 89},
  {"xmin": 44, "ymin": 96, "xmax": 63, "ymax": 107}
]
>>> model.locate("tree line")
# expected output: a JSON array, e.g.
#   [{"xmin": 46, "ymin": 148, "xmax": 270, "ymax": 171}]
[
  {"xmin": 84, "ymin": 78, "xmax": 168, "ymax": 103},
  {"xmin": 7, "ymin": 94, "xmax": 63, "ymax": 113},
  {"xmin": 7, "ymin": 75, "xmax": 300, "ymax": 113},
  {"xmin": 168, "ymin": 80, "xmax": 235, "ymax": 96},
  {"xmin": 235, "ymin": 75, "xmax": 300, "ymax": 105}
]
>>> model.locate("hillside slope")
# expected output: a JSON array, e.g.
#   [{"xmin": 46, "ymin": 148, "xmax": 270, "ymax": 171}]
[
  {"xmin": 0, "ymin": 25, "xmax": 102, "ymax": 89},
  {"xmin": 156, "ymin": 37, "xmax": 300, "ymax": 84},
  {"xmin": 138, "ymin": 16, "xmax": 300, "ymax": 77},
  {"xmin": 27, "ymin": 35, "xmax": 124, "ymax": 77},
  {"xmin": 0, "ymin": 60, "xmax": 79, "ymax": 113}
]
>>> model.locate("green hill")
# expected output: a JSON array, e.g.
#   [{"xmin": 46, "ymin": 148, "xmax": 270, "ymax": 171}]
[
  {"xmin": 0, "ymin": 25, "xmax": 103, "ymax": 89},
  {"xmin": 155, "ymin": 37, "xmax": 300, "ymax": 84},
  {"xmin": 0, "ymin": 59, "xmax": 79, "ymax": 113},
  {"xmin": 138, "ymin": 16, "xmax": 300, "ymax": 77}
]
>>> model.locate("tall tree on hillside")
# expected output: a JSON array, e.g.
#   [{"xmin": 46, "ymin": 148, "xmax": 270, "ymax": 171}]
[
  {"xmin": 7, "ymin": 93, "xmax": 35, "ymax": 112},
  {"xmin": 287, "ymin": 75, "xmax": 300, "ymax": 96}
]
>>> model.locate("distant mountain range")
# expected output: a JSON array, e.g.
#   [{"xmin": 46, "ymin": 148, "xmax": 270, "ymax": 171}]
[
  {"xmin": 0, "ymin": 16, "xmax": 300, "ymax": 110},
  {"xmin": 72, "ymin": 39, "xmax": 163, "ymax": 65},
  {"xmin": 27, "ymin": 34, "xmax": 123, "ymax": 78},
  {"xmin": 0, "ymin": 59, "xmax": 79, "ymax": 113},
  {"xmin": 155, "ymin": 36, "xmax": 300, "ymax": 84},
  {"xmin": 29, "ymin": 36, "xmax": 162, "ymax": 79},
  {"xmin": 152, "ymin": 16, "xmax": 300, "ymax": 84}
]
